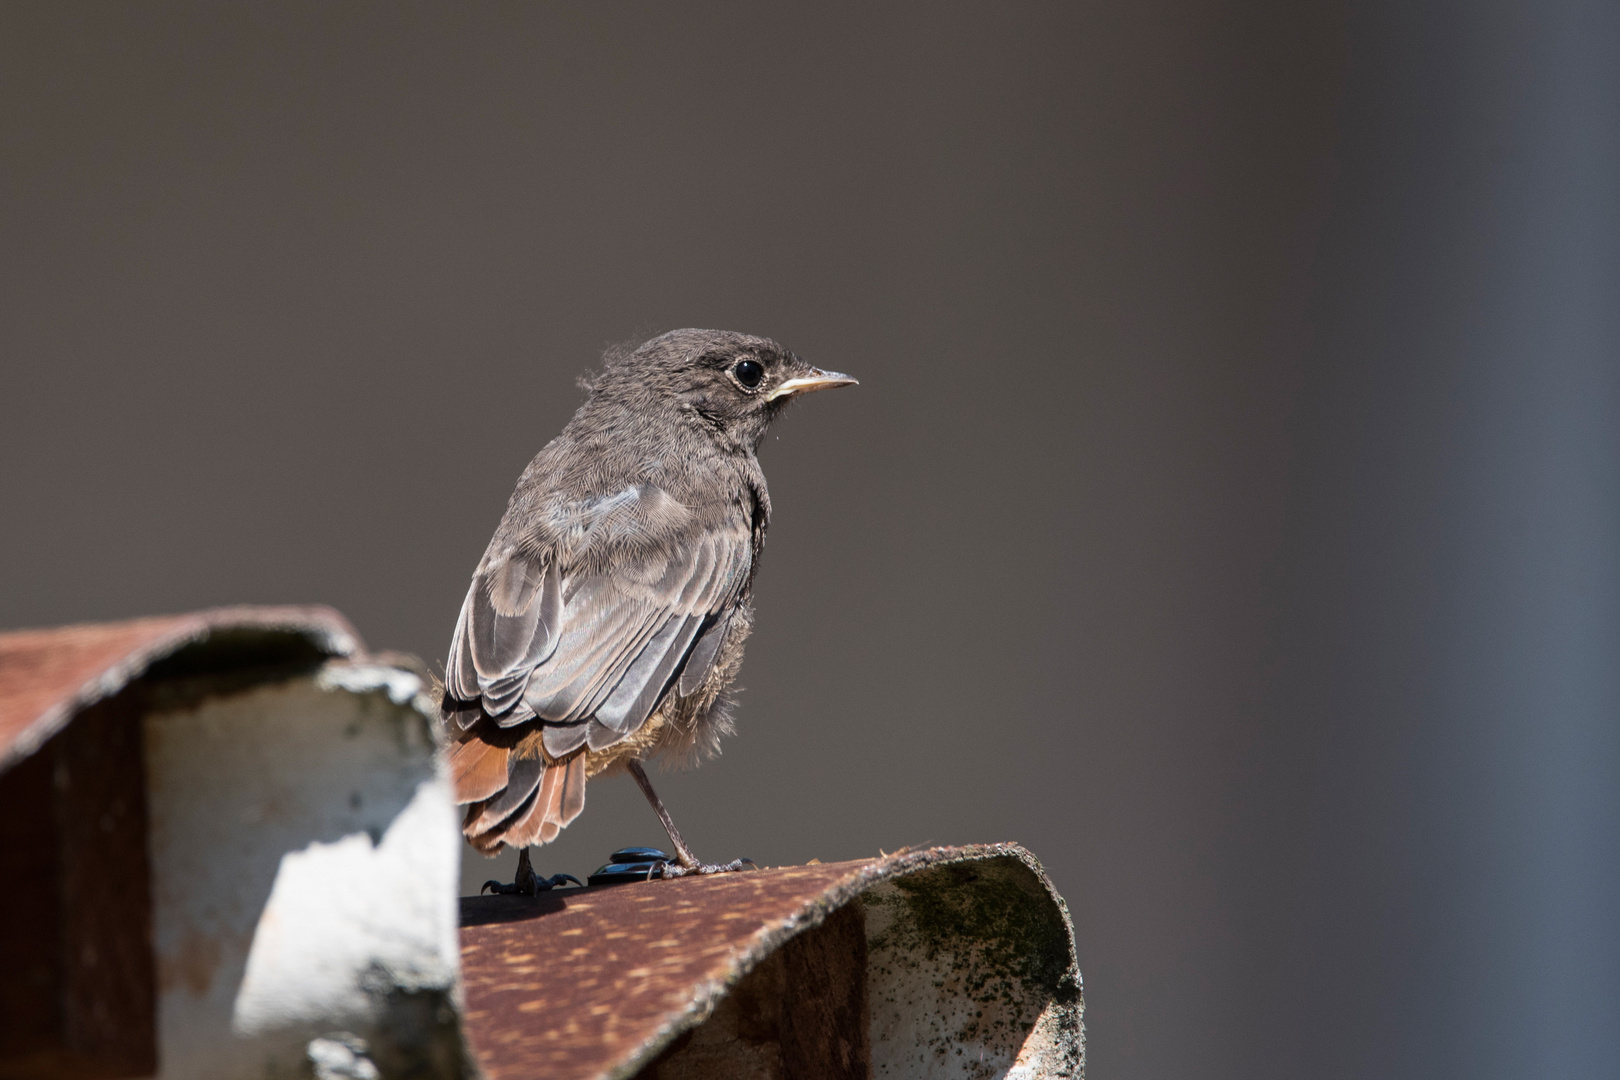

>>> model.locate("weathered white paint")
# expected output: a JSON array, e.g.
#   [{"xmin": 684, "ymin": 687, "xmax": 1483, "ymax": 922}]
[{"xmin": 143, "ymin": 663, "xmax": 460, "ymax": 1079}]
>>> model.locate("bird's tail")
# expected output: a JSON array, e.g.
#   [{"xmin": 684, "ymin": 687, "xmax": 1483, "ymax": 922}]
[{"xmin": 451, "ymin": 730, "xmax": 586, "ymax": 854}]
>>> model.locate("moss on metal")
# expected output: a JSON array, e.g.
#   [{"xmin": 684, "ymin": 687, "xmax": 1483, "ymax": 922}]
[{"xmin": 862, "ymin": 853, "xmax": 1081, "ymax": 1077}]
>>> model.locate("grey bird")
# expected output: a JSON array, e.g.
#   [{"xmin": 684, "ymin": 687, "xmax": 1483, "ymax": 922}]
[{"xmin": 441, "ymin": 328, "xmax": 856, "ymax": 889}]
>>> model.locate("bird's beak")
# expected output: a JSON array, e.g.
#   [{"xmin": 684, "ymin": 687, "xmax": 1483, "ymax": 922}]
[{"xmin": 766, "ymin": 367, "xmax": 859, "ymax": 402}]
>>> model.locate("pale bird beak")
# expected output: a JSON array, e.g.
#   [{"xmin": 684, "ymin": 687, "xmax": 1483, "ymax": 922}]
[{"xmin": 765, "ymin": 367, "xmax": 859, "ymax": 402}]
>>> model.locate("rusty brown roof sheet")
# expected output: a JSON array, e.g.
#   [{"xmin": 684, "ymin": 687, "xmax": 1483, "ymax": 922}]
[
  {"xmin": 458, "ymin": 842, "xmax": 1075, "ymax": 1080},
  {"xmin": 0, "ymin": 606, "xmax": 362, "ymax": 771}
]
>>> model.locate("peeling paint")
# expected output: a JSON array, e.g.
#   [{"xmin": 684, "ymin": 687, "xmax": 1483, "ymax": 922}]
[{"xmin": 143, "ymin": 663, "xmax": 463, "ymax": 1079}]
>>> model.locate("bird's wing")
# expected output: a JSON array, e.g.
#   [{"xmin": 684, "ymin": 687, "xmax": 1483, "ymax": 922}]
[
  {"xmin": 445, "ymin": 485, "xmax": 751, "ymax": 757},
  {"xmin": 444, "ymin": 550, "xmax": 563, "ymax": 719}
]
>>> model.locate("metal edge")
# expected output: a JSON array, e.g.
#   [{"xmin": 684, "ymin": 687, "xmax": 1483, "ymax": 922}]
[
  {"xmin": 0, "ymin": 605, "xmax": 363, "ymax": 774},
  {"xmin": 602, "ymin": 841, "xmax": 1081, "ymax": 1080}
]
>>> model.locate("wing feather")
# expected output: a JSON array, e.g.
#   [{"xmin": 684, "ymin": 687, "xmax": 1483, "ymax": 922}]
[
  {"xmin": 446, "ymin": 551, "xmax": 561, "ymax": 724},
  {"xmin": 678, "ymin": 611, "xmax": 732, "ymax": 697},
  {"xmin": 445, "ymin": 485, "xmax": 752, "ymax": 759}
]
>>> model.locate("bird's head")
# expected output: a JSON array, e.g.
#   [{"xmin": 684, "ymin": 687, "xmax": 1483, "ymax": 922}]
[{"xmin": 589, "ymin": 329, "xmax": 857, "ymax": 450}]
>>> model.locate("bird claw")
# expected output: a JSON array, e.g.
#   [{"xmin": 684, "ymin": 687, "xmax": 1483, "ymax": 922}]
[
  {"xmin": 656, "ymin": 857, "xmax": 757, "ymax": 878},
  {"xmin": 481, "ymin": 848, "xmax": 582, "ymax": 895},
  {"xmin": 480, "ymin": 873, "xmax": 582, "ymax": 895}
]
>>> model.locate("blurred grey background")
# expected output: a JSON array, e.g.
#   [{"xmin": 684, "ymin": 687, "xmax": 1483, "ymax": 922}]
[{"xmin": 3, "ymin": 3, "xmax": 1617, "ymax": 1077}]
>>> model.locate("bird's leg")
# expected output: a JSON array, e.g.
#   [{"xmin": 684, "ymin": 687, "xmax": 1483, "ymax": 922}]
[
  {"xmin": 480, "ymin": 847, "xmax": 582, "ymax": 896},
  {"xmin": 627, "ymin": 760, "xmax": 755, "ymax": 877},
  {"xmin": 626, "ymin": 760, "xmax": 698, "ymax": 866}
]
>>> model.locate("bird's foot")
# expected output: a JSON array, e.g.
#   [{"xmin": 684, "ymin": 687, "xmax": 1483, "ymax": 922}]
[
  {"xmin": 623, "ymin": 762, "xmax": 760, "ymax": 880},
  {"xmin": 657, "ymin": 857, "xmax": 758, "ymax": 878},
  {"xmin": 480, "ymin": 874, "xmax": 581, "ymax": 895},
  {"xmin": 481, "ymin": 848, "xmax": 582, "ymax": 896}
]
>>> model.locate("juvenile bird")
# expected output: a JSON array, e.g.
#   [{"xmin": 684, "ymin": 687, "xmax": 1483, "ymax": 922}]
[{"xmin": 441, "ymin": 329, "xmax": 855, "ymax": 889}]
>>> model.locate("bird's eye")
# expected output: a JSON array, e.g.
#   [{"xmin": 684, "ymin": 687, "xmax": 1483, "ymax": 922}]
[{"xmin": 733, "ymin": 359, "xmax": 765, "ymax": 388}]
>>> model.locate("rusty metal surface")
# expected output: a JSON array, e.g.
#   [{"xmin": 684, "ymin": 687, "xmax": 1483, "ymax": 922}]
[
  {"xmin": 458, "ymin": 842, "xmax": 1075, "ymax": 1080},
  {"xmin": 0, "ymin": 606, "xmax": 361, "ymax": 771}
]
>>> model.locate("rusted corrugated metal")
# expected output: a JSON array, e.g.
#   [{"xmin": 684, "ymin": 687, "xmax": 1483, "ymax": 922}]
[
  {"xmin": 459, "ymin": 843, "xmax": 1083, "ymax": 1079},
  {"xmin": 2, "ymin": 612, "xmax": 1081, "ymax": 1078},
  {"xmin": 0, "ymin": 605, "xmax": 361, "ymax": 772},
  {"xmin": 0, "ymin": 607, "xmax": 463, "ymax": 1080}
]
